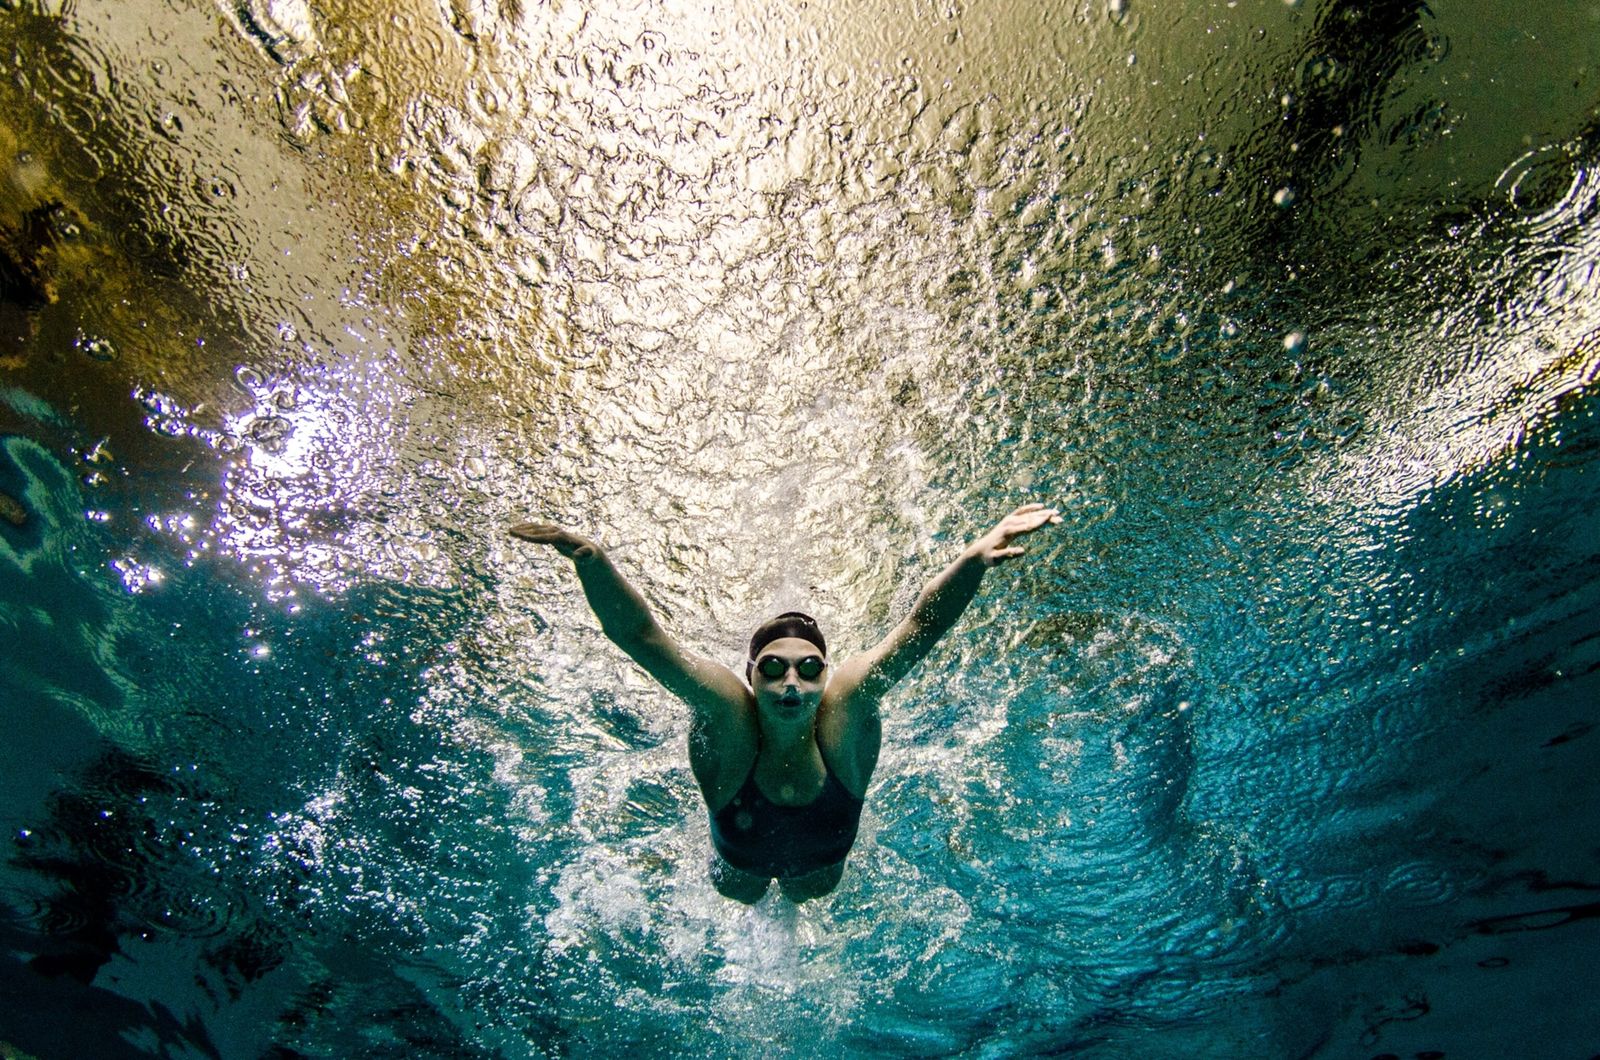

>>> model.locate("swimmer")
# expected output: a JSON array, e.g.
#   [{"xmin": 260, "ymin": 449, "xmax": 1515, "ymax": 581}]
[{"xmin": 509, "ymin": 503, "xmax": 1060, "ymax": 903}]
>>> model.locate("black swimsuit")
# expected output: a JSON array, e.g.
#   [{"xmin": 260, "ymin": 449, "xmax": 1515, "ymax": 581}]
[{"xmin": 708, "ymin": 757, "xmax": 864, "ymax": 879}]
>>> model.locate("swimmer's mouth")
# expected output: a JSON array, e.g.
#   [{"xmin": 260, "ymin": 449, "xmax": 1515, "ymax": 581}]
[{"xmin": 779, "ymin": 693, "xmax": 803, "ymax": 708}]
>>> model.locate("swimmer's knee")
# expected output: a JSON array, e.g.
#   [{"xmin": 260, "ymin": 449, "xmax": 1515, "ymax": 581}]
[
  {"xmin": 709, "ymin": 856, "xmax": 770, "ymax": 904},
  {"xmin": 718, "ymin": 877, "xmax": 769, "ymax": 904},
  {"xmin": 777, "ymin": 861, "xmax": 844, "ymax": 903}
]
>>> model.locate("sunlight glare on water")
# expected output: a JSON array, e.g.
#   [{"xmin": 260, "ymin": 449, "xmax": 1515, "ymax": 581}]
[{"xmin": 1, "ymin": 0, "xmax": 1598, "ymax": 1055}]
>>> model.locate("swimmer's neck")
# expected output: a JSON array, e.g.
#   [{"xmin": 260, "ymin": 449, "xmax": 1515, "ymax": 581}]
[{"xmin": 755, "ymin": 716, "xmax": 824, "ymax": 771}]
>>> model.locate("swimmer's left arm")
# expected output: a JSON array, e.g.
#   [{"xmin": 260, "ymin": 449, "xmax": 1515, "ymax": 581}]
[{"xmin": 831, "ymin": 503, "xmax": 1061, "ymax": 706}]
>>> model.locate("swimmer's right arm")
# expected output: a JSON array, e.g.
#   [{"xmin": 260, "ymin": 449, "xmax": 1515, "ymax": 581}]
[
  {"xmin": 507, "ymin": 524, "xmax": 748, "ymax": 717},
  {"xmin": 508, "ymin": 524, "xmax": 654, "ymax": 643}
]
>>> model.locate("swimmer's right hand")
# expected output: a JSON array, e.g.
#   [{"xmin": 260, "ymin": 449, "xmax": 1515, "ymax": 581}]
[{"xmin": 508, "ymin": 523, "xmax": 598, "ymax": 560}]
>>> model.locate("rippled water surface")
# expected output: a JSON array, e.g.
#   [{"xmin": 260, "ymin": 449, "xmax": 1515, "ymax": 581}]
[{"xmin": 2, "ymin": 0, "xmax": 1598, "ymax": 1056}]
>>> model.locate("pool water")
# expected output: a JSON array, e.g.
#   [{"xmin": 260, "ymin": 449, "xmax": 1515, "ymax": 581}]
[{"xmin": 1, "ymin": 0, "xmax": 1598, "ymax": 1056}]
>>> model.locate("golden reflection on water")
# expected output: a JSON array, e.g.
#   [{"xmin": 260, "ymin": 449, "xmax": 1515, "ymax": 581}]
[
  {"xmin": 0, "ymin": 0, "xmax": 1596, "ymax": 619},
  {"xmin": 3, "ymin": 2, "xmax": 1600, "ymax": 1049}
]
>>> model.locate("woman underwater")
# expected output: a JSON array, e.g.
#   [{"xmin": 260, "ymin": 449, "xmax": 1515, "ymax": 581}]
[{"xmin": 509, "ymin": 503, "xmax": 1060, "ymax": 902}]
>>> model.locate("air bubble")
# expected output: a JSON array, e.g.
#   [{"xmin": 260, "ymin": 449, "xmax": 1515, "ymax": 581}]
[
  {"xmin": 1283, "ymin": 330, "xmax": 1306, "ymax": 354},
  {"xmin": 1272, "ymin": 186, "xmax": 1296, "ymax": 208},
  {"xmin": 249, "ymin": 415, "xmax": 293, "ymax": 446}
]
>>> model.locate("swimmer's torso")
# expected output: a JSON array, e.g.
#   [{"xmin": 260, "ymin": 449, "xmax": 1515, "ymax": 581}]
[{"xmin": 707, "ymin": 753, "xmax": 865, "ymax": 879}]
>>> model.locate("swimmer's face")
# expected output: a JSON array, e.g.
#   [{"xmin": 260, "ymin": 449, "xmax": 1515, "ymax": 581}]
[{"xmin": 749, "ymin": 637, "xmax": 828, "ymax": 719}]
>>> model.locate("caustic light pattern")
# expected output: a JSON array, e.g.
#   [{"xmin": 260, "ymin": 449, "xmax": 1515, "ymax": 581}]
[{"xmin": 1, "ymin": 0, "xmax": 1598, "ymax": 1056}]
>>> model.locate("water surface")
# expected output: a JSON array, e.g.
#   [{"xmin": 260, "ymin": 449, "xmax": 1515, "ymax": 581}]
[{"xmin": 1, "ymin": 0, "xmax": 1598, "ymax": 1056}]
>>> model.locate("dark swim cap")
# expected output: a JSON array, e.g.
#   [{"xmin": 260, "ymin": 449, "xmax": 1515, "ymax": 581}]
[{"xmin": 747, "ymin": 611, "xmax": 827, "ymax": 660}]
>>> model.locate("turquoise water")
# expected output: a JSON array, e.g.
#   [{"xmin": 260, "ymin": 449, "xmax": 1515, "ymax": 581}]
[{"xmin": 2, "ymin": 0, "xmax": 1599, "ymax": 1056}]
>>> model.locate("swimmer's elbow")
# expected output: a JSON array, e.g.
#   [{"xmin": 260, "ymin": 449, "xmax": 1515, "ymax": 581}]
[
  {"xmin": 600, "ymin": 616, "xmax": 661, "ymax": 653},
  {"xmin": 607, "ymin": 621, "xmax": 681, "ymax": 670}
]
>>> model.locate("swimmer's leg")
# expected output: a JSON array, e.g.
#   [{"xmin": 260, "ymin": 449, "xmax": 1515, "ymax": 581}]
[
  {"xmin": 777, "ymin": 860, "xmax": 844, "ymax": 903},
  {"xmin": 709, "ymin": 855, "xmax": 771, "ymax": 904}
]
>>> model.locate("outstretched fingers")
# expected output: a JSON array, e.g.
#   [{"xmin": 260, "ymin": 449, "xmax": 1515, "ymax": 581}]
[
  {"xmin": 983, "ymin": 502, "xmax": 1062, "ymax": 565},
  {"xmin": 1003, "ymin": 505, "xmax": 1062, "ymax": 534},
  {"xmin": 509, "ymin": 522, "xmax": 595, "ymax": 560},
  {"xmin": 508, "ymin": 522, "xmax": 559, "ymax": 543}
]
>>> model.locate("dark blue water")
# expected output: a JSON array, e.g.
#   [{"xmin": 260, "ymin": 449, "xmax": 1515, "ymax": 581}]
[{"xmin": 3, "ymin": 0, "xmax": 1599, "ymax": 1056}]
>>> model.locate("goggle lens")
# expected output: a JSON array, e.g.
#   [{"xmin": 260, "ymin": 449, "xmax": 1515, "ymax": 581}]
[{"xmin": 756, "ymin": 655, "xmax": 825, "ymax": 680}]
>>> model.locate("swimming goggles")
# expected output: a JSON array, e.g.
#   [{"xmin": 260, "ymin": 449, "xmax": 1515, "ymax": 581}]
[{"xmin": 754, "ymin": 654, "xmax": 826, "ymax": 681}]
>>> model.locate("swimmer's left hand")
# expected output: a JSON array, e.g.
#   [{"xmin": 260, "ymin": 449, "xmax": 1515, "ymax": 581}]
[
  {"xmin": 508, "ymin": 522, "xmax": 599, "ymax": 561},
  {"xmin": 973, "ymin": 502, "xmax": 1061, "ymax": 566}
]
